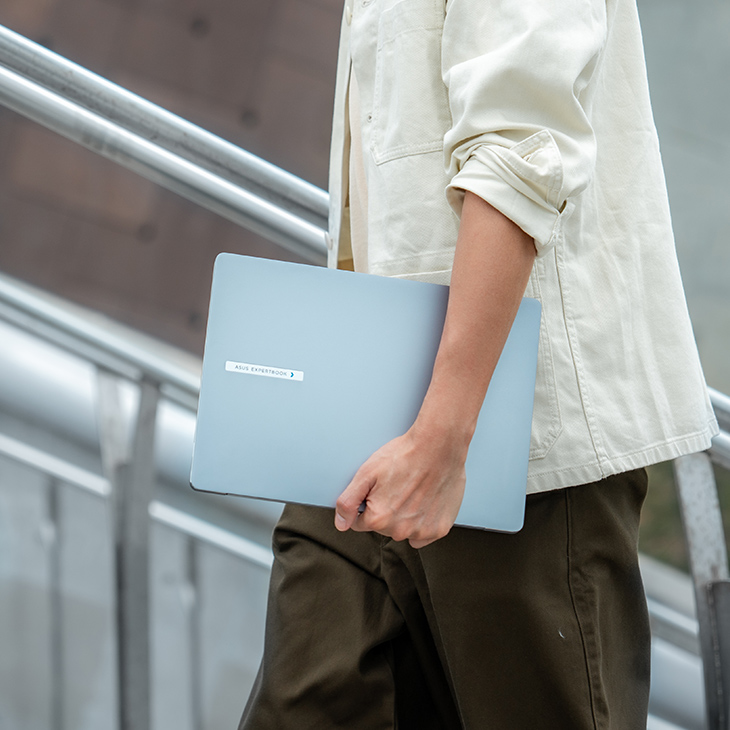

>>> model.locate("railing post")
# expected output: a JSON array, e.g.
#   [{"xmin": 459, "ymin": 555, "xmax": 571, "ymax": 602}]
[
  {"xmin": 96, "ymin": 371, "xmax": 159, "ymax": 730},
  {"xmin": 674, "ymin": 451, "xmax": 730, "ymax": 729},
  {"xmin": 40, "ymin": 477, "xmax": 64, "ymax": 730},
  {"xmin": 183, "ymin": 537, "xmax": 203, "ymax": 730}
]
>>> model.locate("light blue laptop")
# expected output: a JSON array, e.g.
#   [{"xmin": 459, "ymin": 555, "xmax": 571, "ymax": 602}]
[{"xmin": 190, "ymin": 253, "xmax": 541, "ymax": 533}]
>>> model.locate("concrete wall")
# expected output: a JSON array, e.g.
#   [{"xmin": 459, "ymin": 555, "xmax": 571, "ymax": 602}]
[{"xmin": 639, "ymin": 0, "xmax": 730, "ymax": 393}]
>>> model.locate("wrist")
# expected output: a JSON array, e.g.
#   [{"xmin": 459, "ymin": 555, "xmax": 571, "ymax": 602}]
[{"xmin": 411, "ymin": 389, "xmax": 478, "ymax": 458}]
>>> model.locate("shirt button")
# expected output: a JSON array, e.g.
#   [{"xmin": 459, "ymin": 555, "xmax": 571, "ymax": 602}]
[
  {"xmin": 345, "ymin": 5, "xmax": 352, "ymax": 24},
  {"xmin": 366, "ymin": 113, "xmax": 373, "ymax": 123},
  {"xmin": 325, "ymin": 232, "xmax": 334, "ymax": 250}
]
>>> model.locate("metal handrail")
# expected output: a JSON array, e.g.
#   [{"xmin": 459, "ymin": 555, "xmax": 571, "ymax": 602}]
[
  {"xmin": 712, "ymin": 432, "xmax": 730, "ymax": 472},
  {"xmin": 0, "ymin": 39, "xmax": 327, "ymax": 265},
  {"xmin": 0, "ymin": 273, "xmax": 200, "ymax": 404},
  {"xmin": 0, "ymin": 431, "xmax": 110, "ymax": 498},
  {"xmin": 711, "ymin": 388, "xmax": 730, "ymax": 433},
  {"xmin": 0, "ymin": 24, "xmax": 328, "ymax": 229},
  {"xmin": 149, "ymin": 501, "xmax": 273, "ymax": 570}
]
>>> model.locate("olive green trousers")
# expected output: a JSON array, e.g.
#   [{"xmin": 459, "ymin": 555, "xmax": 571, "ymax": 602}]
[{"xmin": 239, "ymin": 469, "xmax": 650, "ymax": 729}]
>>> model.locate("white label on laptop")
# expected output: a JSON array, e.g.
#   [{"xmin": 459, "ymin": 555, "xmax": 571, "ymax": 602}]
[{"xmin": 225, "ymin": 361, "xmax": 304, "ymax": 382}]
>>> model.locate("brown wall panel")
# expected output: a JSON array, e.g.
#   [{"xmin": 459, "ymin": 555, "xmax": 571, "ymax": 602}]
[{"xmin": 0, "ymin": 0, "xmax": 340, "ymax": 353}]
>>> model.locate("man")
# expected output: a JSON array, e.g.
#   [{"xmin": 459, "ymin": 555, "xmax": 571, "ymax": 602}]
[{"xmin": 240, "ymin": 0, "xmax": 719, "ymax": 727}]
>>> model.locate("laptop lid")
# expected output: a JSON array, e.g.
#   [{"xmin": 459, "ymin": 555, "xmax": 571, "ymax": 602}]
[{"xmin": 190, "ymin": 253, "xmax": 541, "ymax": 533}]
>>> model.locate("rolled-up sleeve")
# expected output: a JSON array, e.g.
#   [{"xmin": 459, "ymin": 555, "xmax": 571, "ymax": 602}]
[{"xmin": 442, "ymin": 0, "xmax": 607, "ymax": 255}]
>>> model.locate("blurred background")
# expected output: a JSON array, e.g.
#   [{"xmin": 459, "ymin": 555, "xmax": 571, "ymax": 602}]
[{"xmin": 0, "ymin": 0, "xmax": 728, "ymax": 729}]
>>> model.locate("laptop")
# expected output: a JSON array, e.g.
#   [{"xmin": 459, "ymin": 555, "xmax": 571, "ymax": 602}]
[{"xmin": 190, "ymin": 253, "xmax": 541, "ymax": 533}]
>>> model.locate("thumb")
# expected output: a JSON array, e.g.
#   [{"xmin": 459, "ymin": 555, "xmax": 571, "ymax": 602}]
[{"xmin": 335, "ymin": 469, "xmax": 373, "ymax": 531}]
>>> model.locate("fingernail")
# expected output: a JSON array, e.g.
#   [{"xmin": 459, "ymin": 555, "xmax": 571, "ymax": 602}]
[{"xmin": 335, "ymin": 513, "xmax": 347, "ymax": 531}]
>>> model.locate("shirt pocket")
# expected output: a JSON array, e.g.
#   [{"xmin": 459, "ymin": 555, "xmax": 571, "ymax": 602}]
[{"xmin": 371, "ymin": 0, "xmax": 450, "ymax": 165}]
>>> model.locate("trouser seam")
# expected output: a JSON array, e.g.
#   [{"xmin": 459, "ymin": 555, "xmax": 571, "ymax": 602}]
[
  {"xmin": 565, "ymin": 488, "xmax": 601, "ymax": 730},
  {"xmin": 383, "ymin": 540, "xmax": 465, "ymax": 729}
]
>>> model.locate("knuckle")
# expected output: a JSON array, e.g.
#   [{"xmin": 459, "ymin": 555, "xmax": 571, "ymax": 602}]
[{"xmin": 368, "ymin": 515, "xmax": 388, "ymax": 534}]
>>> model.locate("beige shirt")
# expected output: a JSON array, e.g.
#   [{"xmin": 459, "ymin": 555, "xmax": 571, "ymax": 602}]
[
  {"xmin": 328, "ymin": 0, "xmax": 719, "ymax": 494},
  {"xmin": 347, "ymin": 70, "xmax": 369, "ymax": 273}
]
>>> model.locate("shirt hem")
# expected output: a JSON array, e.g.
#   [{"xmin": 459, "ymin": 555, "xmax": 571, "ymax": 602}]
[{"xmin": 525, "ymin": 424, "xmax": 718, "ymax": 495}]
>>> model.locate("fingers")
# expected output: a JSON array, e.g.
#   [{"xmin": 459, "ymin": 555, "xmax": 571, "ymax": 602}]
[
  {"xmin": 333, "ymin": 431, "xmax": 464, "ymax": 545},
  {"xmin": 335, "ymin": 469, "xmax": 374, "ymax": 531},
  {"xmin": 335, "ymin": 474, "xmax": 458, "ymax": 546},
  {"xmin": 355, "ymin": 503, "xmax": 455, "ymax": 547}
]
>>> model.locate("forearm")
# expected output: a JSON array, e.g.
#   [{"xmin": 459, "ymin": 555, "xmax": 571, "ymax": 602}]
[
  {"xmin": 414, "ymin": 191, "xmax": 536, "ymax": 447},
  {"xmin": 335, "ymin": 191, "xmax": 536, "ymax": 546}
]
